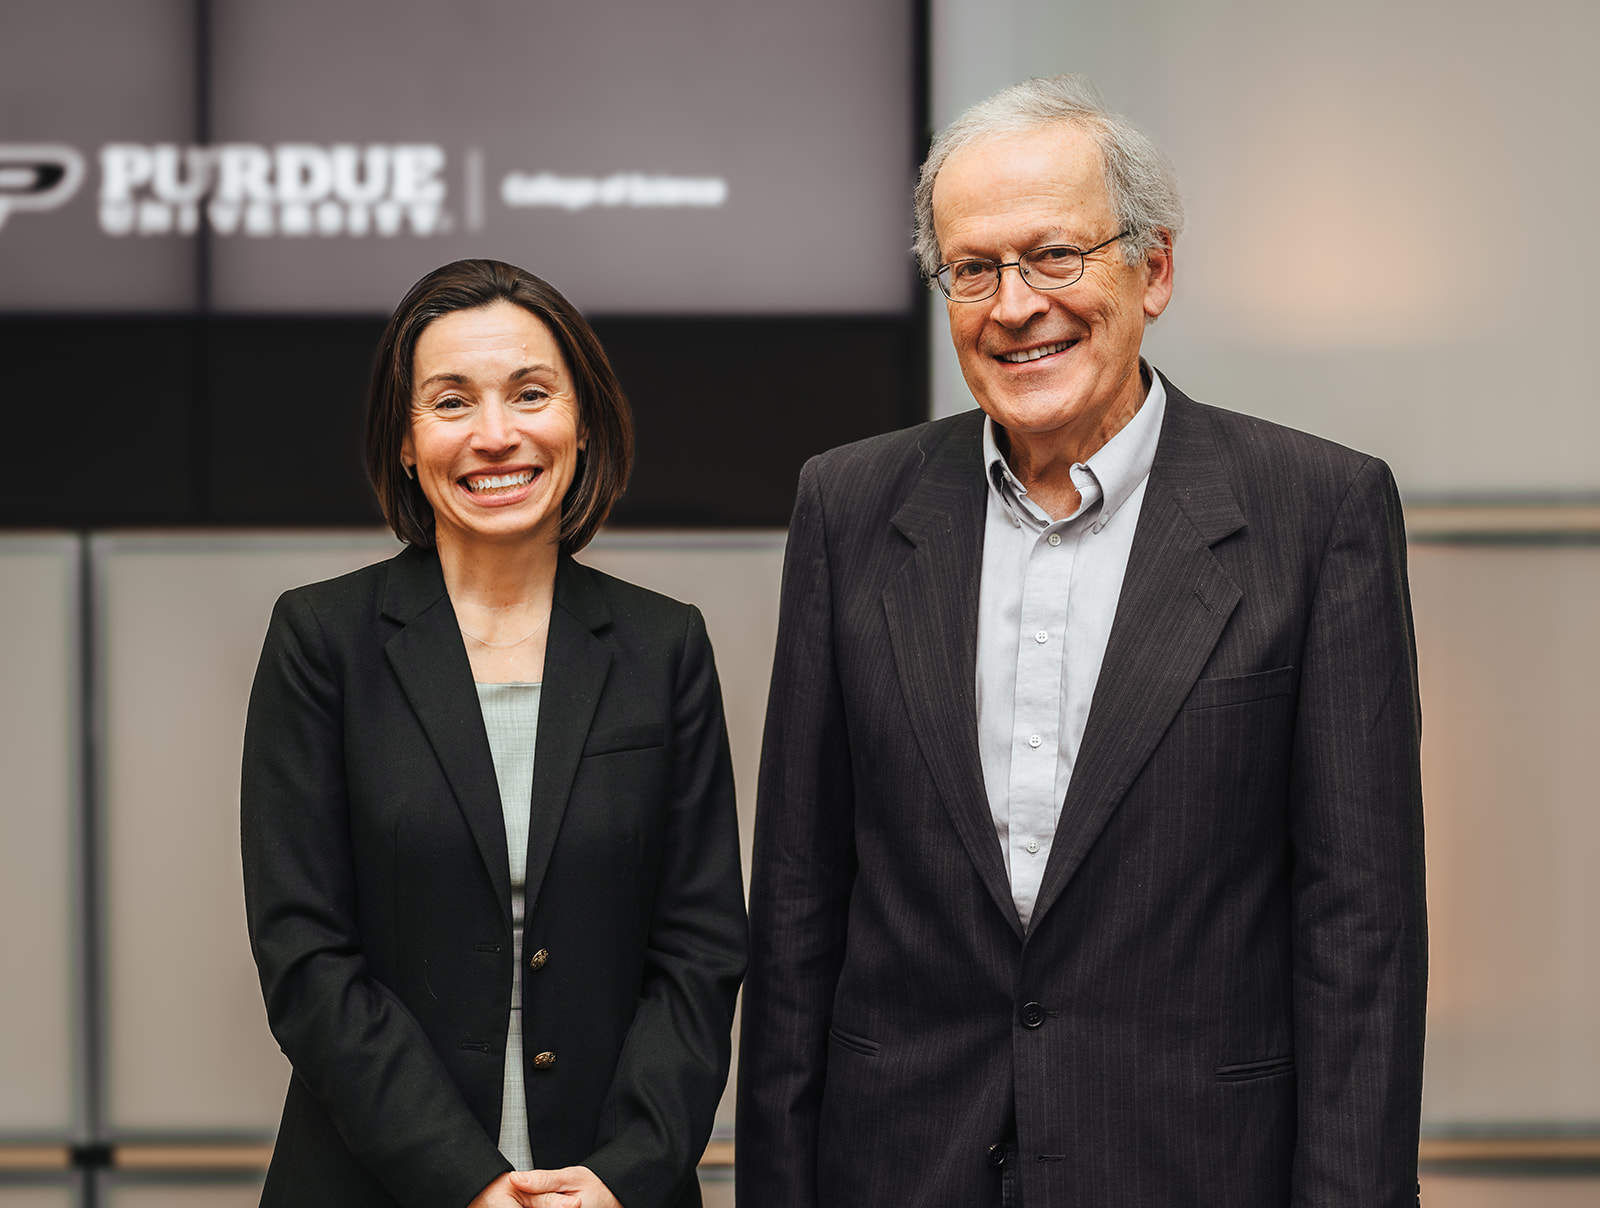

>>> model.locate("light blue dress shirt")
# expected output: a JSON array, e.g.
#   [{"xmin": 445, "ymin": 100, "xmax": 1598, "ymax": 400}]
[{"xmin": 974, "ymin": 371, "xmax": 1166, "ymax": 928}]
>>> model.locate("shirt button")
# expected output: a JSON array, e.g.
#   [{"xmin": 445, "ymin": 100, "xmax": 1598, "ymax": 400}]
[
  {"xmin": 1025, "ymin": 840, "xmax": 1040, "ymax": 854},
  {"xmin": 1027, "ymin": 734, "xmax": 1041, "ymax": 749},
  {"xmin": 1035, "ymin": 630, "xmax": 1048, "ymax": 644},
  {"xmin": 1047, "ymin": 533, "xmax": 1061, "ymax": 546}
]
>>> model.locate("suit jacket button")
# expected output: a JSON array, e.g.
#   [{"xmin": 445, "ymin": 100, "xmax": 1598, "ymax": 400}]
[
  {"xmin": 529, "ymin": 948, "xmax": 549, "ymax": 971},
  {"xmin": 1021, "ymin": 1001, "xmax": 1045, "ymax": 1028},
  {"xmin": 533, "ymin": 1051, "xmax": 556, "ymax": 1070},
  {"xmin": 987, "ymin": 1143, "xmax": 1007, "ymax": 1167}
]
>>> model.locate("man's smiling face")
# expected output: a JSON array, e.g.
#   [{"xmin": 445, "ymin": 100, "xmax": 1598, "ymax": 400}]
[{"xmin": 932, "ymin": 122, "xmax": 1172, "ymax": 461}]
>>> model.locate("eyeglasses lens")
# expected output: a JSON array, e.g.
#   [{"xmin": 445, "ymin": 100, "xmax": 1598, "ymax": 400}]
[{"xmin": 938, "ymin": 247, "xmax": 1086, "ymax": 301}]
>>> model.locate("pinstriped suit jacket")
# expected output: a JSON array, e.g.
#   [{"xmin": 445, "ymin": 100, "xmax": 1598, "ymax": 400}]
[{"xmin": 737, "ymin": 376, "xmax": 1426, "ymax": 1207}]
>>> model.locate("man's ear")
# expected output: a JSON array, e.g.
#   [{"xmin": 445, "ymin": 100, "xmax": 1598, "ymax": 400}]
[{"xmin": 1142, "ymin": 228, "xmax": 1175, "ymax": 321}]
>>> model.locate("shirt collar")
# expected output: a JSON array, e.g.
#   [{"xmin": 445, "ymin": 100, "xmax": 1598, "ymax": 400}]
[{"xmin": 982, "ymin": 363, "xmax": 1167, "ymax": 529}]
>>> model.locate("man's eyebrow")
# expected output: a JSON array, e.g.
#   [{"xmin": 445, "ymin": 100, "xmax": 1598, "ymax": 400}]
[{"xmin": 945, "ymin": 229, "xmax": 1079, "ymax": 260}]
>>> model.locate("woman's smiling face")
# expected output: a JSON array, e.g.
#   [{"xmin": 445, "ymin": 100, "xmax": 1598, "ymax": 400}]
[{"xmin": 402, "ymin": 301, "xmax": 584, "ymax": 553}]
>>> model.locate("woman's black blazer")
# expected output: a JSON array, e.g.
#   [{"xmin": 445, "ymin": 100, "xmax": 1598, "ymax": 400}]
[{"xmin": 241, "ymin": 545, "xmax": 747, "ymax": 1208}]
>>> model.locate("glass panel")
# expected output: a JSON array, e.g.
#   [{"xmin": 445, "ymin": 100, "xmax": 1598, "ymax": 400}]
[
  {"xmin": 0, "ymin": 537, "xmax": 79, "ymax": 1133},
  {"xmin": 1420, "ymin": 1176, "xmax": 1600, "ymax": 1207},
  {"xmin": 98, "ymin": 533, "xmax": 399, "ymax": 1131},
  {"xmin": 101, "ymin": 1182, "xmax": 261, "ymax": 1208},
  {"xmin": 578, "ymin": 532, "xmax": 785, "ymax": 1129},
  {"xmin": 697, "ymin": 1167, "xmax": 734, "ymax": 1208},
  {"xmin": 0, "ymin": 1185, "xmax": 77, "ymax": 1208},
  {"xmin": 930, "ymin": 0, "xmax": 1600, "ymax": 493},
  {"xmin": 1412, "ymin": 544, "xmax": 1600, "ymax": 1124}
]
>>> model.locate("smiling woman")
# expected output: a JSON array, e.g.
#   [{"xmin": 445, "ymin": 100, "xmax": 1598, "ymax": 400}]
[
  {"xmin": 406, "ymin": 304, "xmax": 584, "ymax": 547},
  {"xmin": 241, "ymin": 260, "xmax": 747, "ymax": 1208}
]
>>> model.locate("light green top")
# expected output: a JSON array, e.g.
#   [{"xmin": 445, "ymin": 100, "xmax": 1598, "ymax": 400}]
[{"xmin": 475, "ymin": 681, "xmax": 541, "ymax": 1173}]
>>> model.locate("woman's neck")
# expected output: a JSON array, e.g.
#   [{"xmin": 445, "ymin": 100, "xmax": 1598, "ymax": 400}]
[
  {"xmin": 435, "ymin": 532, "xmax": 560, "ymax": 684},
  {"xmin": 435, "ymin": 531, "xmax": 559, "ymax": 612}
]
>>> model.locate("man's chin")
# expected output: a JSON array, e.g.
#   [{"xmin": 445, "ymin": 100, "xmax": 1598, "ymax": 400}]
[{"xmin": 974, "ymin": 379, "xmax": 1090, "ymax": 435}]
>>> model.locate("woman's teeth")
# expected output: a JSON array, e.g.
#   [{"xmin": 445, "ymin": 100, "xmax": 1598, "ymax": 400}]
[{"xmin": 465, "ymin": 470, "xmax": 535, "ymax": 493}]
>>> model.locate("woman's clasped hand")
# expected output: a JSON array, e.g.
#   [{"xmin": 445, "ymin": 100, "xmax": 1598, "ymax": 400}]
[{"xmin": 470, "ymin": 1165, "xmax": 622, "ymax": 1208}]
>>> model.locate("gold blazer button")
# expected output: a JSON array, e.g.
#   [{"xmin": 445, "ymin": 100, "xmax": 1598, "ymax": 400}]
[
  {"xmin": 533, "ymin": 1051, "xmax": 556, "ymax": 1070},
  {"xmin": 529, "ymin": 948, "xmax": 549, "ymax": 971}
]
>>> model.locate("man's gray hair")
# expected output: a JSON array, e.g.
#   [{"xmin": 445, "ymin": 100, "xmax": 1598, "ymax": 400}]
[{"xmin": 913, "ymin": 74, "xmax": 1185, "ymax": 277}]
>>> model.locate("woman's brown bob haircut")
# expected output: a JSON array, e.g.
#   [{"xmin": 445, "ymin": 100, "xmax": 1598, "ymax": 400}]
[{"xmin": 365, "ymin": 259, "xmax": 634, "ymax": 555}]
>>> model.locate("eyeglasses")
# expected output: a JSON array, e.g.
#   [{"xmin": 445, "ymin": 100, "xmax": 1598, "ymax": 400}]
[{"xmin": 933, "ymin": 231, "xmax": 1132, "ymax": 302}]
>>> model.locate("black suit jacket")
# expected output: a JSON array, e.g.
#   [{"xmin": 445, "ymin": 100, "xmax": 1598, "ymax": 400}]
[
  {"xmin": 242, "ymin": 546, "xmax": 746, "ymax": 1208},
  {"xmin": 737, "ymin": 378, "xmax": 1426, "ymax": 1207}
]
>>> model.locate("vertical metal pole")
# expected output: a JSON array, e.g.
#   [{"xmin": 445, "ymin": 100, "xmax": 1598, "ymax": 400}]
[
  {"xmin": 194, "ymin": 0, "xmax": 212, "ymax": 521},
  {"xmin": 76, "ymin": 533, "xmax": 102, "ymax": 1208}
]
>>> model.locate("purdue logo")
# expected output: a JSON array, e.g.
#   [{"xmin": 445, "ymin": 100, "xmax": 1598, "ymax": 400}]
[
  {"xmin": 98, "ymin": 143, "xmax": 450, "ymax": 237},
  {"xmin": 0, "ymin": 145, "xmax": 87, "ymax": 230}
]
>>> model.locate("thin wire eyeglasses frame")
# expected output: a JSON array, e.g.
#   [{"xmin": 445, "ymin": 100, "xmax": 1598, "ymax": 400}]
[{"xmin": 932, "ymin": 230, "xmax": 1134, "ymax": 302}]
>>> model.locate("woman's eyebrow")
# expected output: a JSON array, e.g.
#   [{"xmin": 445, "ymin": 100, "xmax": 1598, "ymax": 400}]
[
  {"xmin": 507, "ymin": 364, "xmax": 557, "ymax": 381},
  {"xmin": 416, "ymin": 371, "xmax": 468, "ymax": 389}
]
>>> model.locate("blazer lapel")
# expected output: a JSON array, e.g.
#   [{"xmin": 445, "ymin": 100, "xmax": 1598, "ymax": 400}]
[
  {"xmin": 525, "ymin": 557, "xmax": 612, "ymax": 913},
  {"xmin": 381, "ymin": 546, "xmax": 512, "ymax": 918},
  {"xmin": 1030, "ymin": 386, "xmax": 1247, "ymax": 928},
  {"xmin": 882, "ymin": 414, "xmax": 1022, "ymax": 936}
]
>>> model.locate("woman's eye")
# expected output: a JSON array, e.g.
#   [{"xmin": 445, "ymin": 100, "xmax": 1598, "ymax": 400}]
[
  {"xmin": 434, "ymin": 396, "xmax": 466, "ymax": 411},
  {"xmin": 517, "ymin": 387, "xmax": 550, "ymax": 405}
]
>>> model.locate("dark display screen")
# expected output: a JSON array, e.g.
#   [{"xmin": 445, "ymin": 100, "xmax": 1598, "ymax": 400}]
[
  {"xmin": 2, "ymin": 0, "xmax": 916, "ymax": 316},
  {"xmin": 0, "ymin": 0, "xmax": 928, "ymax": 527}
]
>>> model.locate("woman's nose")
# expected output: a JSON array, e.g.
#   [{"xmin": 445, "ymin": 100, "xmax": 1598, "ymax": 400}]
[{"xmin": 472, "ymin": 401, "xmax": 518, "ymax": 451}]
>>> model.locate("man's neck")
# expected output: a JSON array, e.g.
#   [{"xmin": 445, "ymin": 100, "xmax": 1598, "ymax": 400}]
[{"xmin": 996, "ymin": 363, "xmax": 1150, "ymax": 521}]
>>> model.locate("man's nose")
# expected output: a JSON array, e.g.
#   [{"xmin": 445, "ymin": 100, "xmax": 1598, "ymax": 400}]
[{"xmin": 988, "ymin": 263, "xmax": 1049, "ymax": 326}]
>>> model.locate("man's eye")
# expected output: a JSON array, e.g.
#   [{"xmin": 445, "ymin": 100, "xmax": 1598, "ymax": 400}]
[
  {"xmin": 953, "ymin": 260, "xmax": 993, "ymax": 279},
  {"xmin": 1032, "ymin": 246, "xmax": 1078, "ymax": 263}
]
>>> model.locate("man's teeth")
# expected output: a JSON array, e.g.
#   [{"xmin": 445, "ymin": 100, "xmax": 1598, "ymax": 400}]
[
  {"xmin": 465, "ymin": 471, "xmax": 535, "ymax": 493},
  {"xmin": 1000, "ymin": 340, "xmax": 1072, "ymax": 363}
]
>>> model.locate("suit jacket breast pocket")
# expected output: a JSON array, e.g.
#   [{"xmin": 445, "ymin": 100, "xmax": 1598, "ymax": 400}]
[
  {"xmin": 1181, "ymin": 665, "xmax": 1295, "ymax": 711},
  {"xmin": 582, "ymin": 722, "xmax": 666, "ymax": 757}
]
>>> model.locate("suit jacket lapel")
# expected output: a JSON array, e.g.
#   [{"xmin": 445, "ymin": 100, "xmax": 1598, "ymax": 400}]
[
  {"xmin": 525, "ymin": 557, "xmax": 612, "ymax": 913},
  {"xmin": 883, "ymin": 413, "xmax": 1022, "ymax": 936},
  {"xmin": 1030, "ymin": 385, "xmax": 1247, "ymax": 928},
  {"xmin": 382, "ymin": 545, "xmax": 513, "ymax": 918}
]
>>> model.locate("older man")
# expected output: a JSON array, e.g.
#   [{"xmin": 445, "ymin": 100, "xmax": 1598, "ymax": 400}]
[{"xmin": 737, "ymin": 75, "xmax": 1425, "ymax": 1207}]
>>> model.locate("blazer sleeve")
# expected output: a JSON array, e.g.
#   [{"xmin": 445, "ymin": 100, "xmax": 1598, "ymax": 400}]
[
  {"xmin": 736, "ymin": 458, "xmax": 860, "ymax": 1208},
  {"xmin": 241, "ymin": 589, "xmax": 511, "ymax": 1208},
  {"xmin": 1287, "ymin": 456, "xmax": 1427, "ymax": 1206},
  {"xmin": 583, "ymin": 604, "xmax": 748, "ymax": 1208}
]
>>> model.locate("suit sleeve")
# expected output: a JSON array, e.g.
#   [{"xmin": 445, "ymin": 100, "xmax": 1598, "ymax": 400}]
[
  {"xmin": 1287, "ymin": 457, "xmax": 1427, "ymax": 1206},
  {"xmin": 581, "ymin": 603, "xmax": 748, "ymax": 1208},
  {"xmin": 736, "ymin": 459, "xmax": 860, "ymax": 1208},
  {"xmin": 241, "ymin": 591, "xmax": 511, "ymax": 1208}
]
